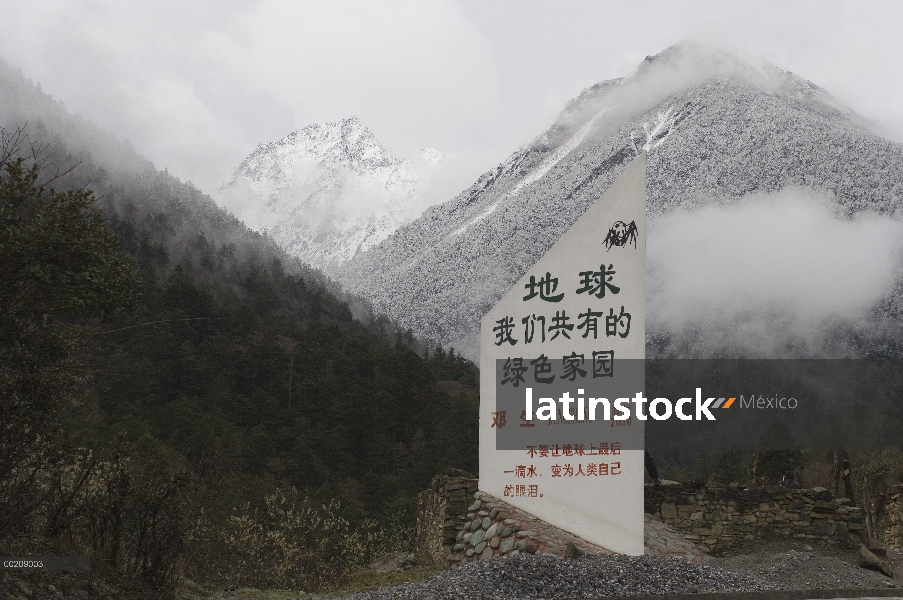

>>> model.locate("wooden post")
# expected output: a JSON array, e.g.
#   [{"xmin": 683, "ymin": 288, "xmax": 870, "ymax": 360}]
[
  {"xmin": 842, "ymin": 459, "xmax": 855, "ymax": 505},
  {"xmin": 288, "ymin": 350, "xmax": 294, "ymax": 408},
  {"xmin": 832, "ymin": 450, "xmax": 841, "ymax": 496},
  {"xmin": 752, "ymin": 450, "xmax": 762, "ymax": 487},
  {"xmin": 863, "ymin": 472, "xmax": 876, "ymax": 540}
]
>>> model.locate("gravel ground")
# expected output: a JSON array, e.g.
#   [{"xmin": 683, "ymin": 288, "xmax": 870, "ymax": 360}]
[
  {"xmin": 706, "ymin": 548, "xmax": 899, "ymax": 591},
  {"xmin": 331, "ymin": 554, "xmax": 772, "ymax": 600}
]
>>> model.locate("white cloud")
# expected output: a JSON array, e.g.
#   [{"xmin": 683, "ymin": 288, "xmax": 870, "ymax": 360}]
[
  {"xmin": 647, "ymin": 189, "xmax": 903, "ymax": 356},
  {"xmin": 2, "ymin": 0, "xmax": 903, "ymax": 199},
  {"xmin": 0, "ymin": 0, "xmax": 501, "ymax": 193}
]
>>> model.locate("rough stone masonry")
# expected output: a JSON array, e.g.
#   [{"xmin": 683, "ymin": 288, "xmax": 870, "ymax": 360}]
[
  {"xmin": 415, "ymin": 474, "xmax": 613, "ymax": 566},
  {"xmin": 644, "ymin": 479, "xmax": 867, "ymax": 553},
  {"xmin": 887, "ymin": 483, "xmax": 903, "ymax": 551},
  {"xmin": 416, "ymin": 475, "xmax": 903, "ymax": 565}
]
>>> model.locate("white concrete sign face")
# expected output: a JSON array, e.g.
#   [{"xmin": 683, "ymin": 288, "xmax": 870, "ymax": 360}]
[{"xmin": 479, "ymin": 153, "xmax": 646, "ymax": 555}]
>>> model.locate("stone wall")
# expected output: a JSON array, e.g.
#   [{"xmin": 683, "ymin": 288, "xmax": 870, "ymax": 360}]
[
  {"xmin": 415, "ymin": 475, "xmax": 478, "ymax": 565},
  {"xmin": 415, "ymin": 475, "xmax": 612, "ymax": 565},
  {"xmin": 645, "ymin": 481, "xmax": 866, "ymax": 552},
  {"xmin": 417, "ymin": 477, "xmax": 883, "ymax": 562},
  {"xmin": 887, "ymin": 484, "xmax": 903, "ymax": 551}
]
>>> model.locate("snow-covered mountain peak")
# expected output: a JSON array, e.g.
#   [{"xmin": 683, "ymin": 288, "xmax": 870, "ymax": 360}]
[
  {"xmin": 338, "ymin": 43, "xmax": 903, "ymax": 360},
  {"xmin": 421, "ymin": 146, "xmax": 447, "ymax": 166},
  {"xmin": 232, "ymin": 116, "xmax": 398, "ymax": 186},
  {"xmin": 546, "ymin": 41, "xmax": 856, "ymax": 156},
  {"xmin": 215, "ymin": 117, "xmax": 444, "ymax": 274}
]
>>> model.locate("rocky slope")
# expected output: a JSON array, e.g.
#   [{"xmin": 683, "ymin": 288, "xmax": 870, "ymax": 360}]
[
  {"xmin": 217, "ymin": 117, "xmax": 444, "ymax": 273},
  {"xmin": 337, "ymin": 42, "xmax": 903, "ymax": 359}
]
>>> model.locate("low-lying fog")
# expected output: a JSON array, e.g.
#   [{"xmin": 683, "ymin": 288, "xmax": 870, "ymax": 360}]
[{"xmin": 647, "ymin": 188, "xmax": 903, "ymax": 357}]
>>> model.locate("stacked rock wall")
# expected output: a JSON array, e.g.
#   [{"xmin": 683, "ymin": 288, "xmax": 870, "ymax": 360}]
[
  {"xmin": 887, "ymin": 484, "xmax": 903, "ymax": 551},
  {"xmin": 455, "ymin": 492, "xmax": 535, "ymax": 562},
  {"xmin": 450, "ymin": 491, "xmax": 612, "ymax": 563},
  {"xmin": 415, "ymin": 475, "xmax": 478, "ymax": 565},
  {"xmin": 645, "ymin": 481, "xmax": 866, "ymax": 552},
  {"xmin": 417, "ymin": 478, "xmax": 896, "ymax": 562},
  {"xmin": 415, "ymin": 475, "xmax": 611, "ymax": 566}
]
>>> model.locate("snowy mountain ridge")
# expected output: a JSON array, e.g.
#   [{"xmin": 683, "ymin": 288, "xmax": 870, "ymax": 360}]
[
  {"xmin": 337, "ymin": 41, "xmax": 903, "ymax": 360},
  {"xmin": 216, "ymin": 116, "xmax": 443, "ymax": 273}
]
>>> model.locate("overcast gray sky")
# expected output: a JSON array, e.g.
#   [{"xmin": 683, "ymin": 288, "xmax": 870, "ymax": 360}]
[{"xmin": 2, "ymin": 0, "xmax": 902, "ymax": 197}]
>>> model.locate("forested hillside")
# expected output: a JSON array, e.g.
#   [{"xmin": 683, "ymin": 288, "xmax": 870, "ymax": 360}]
[{"xmin": 0, "ymin": 59, "xmax": 478, "ymax": 598}]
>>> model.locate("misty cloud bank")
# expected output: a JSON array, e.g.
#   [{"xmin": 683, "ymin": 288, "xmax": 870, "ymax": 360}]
[{"xmin": 647, "ymin": 188, "xmax": 903, "ymax": 357}]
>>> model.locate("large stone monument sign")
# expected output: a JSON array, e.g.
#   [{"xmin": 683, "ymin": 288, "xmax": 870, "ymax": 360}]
[{"xmin": 479, "ymin": 153, "xmax": 646, "ymax": 555}]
